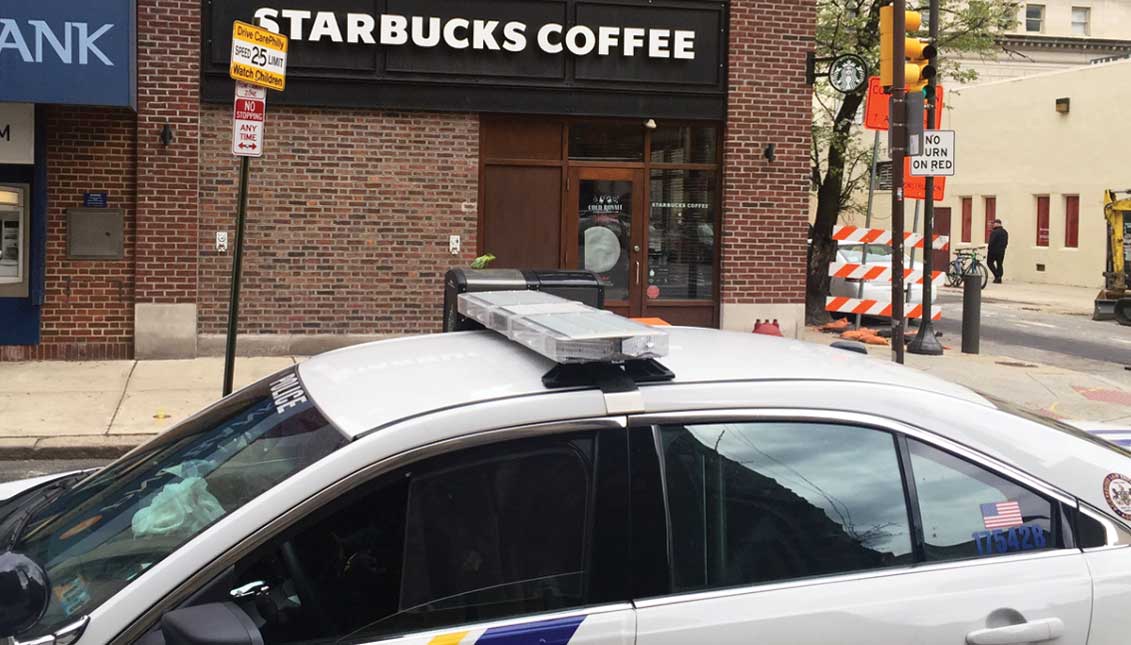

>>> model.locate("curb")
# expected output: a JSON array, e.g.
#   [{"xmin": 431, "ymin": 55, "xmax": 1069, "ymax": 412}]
[{"xmin": 0, "ymin": 437, "xmax": 143, "ymax": 461}]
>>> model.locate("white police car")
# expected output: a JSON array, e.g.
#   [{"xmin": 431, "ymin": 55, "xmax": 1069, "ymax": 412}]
[{"xmin": 1, "ymin": 291, "xmax": 1130, "ymax": 645}]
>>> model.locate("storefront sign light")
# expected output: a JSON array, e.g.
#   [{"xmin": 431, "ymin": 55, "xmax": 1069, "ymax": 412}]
[{"xmin": 253, "ymin": 9, "xmax": 697, "ymax": 59}]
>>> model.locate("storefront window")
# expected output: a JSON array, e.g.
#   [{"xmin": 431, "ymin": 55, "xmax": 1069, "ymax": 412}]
[
  {"xmin": 650, "ymin": 126, "xmax": 717, "ymax": 164},
  {"xmin": 0, "ymin": 186, "xmax": 26, "ymax": 287},
  {"xmin": 577, "ymin": 179, "xmax": 633, "ymax": 301},
  {"xmin": 648, "ymin": 170, "xmax": 715, "ymax": 300},
  {"xmin": 569, "ymin": 123, "xmax": 644, "ymax": 161}
]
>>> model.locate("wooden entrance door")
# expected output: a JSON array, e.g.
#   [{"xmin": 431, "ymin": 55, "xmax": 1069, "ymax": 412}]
[
  {"xmin": 933, "ymin": 207, "xmax": 952, "ymax": 270},
  {"xmin": 564, "ymin": 167, "xmax": 646, "ymax": 317}
]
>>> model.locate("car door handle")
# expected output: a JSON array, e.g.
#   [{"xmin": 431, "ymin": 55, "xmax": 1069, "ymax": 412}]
[{"xmin": 966, "ymin": 617, "xmax": 1064, "ymax": 645}]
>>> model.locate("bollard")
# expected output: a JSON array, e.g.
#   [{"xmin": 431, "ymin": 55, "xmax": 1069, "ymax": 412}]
[{"xmin": 961, "ymin": 272, "xmax": 981, "ymax": 354}]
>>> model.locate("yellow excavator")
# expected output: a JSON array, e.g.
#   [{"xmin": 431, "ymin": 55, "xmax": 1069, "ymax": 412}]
[{"xmin": 1095, "ymin": 189, "xmax": 1131, "ymax": 324}]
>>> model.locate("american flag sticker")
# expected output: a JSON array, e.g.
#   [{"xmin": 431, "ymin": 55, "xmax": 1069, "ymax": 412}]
[{"xmin": 981, "ymin": 501, "xmax": 1024, "ymax": 530}]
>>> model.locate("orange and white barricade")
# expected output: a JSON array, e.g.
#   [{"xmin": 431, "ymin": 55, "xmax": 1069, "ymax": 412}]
[
  {"xmin": 832, "ymin": 225, "xmax": 950, "ymax": 251},
  {"xmin": 826, "ymin": 296, "xmax": 942, "ymax": 321},
  {"xmin": 828, "ymin": 262, "xmax": 945, "ymax": 286}
]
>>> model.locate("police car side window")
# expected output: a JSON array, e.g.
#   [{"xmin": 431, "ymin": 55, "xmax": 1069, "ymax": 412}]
[
  {"xmin": 659, "ymin": 422, "xmax": 914, "ymax": 594},
  {"xmin": 908, "ymin": 440, "xmax": 1056, "ymax": 561},
  {"xmin": 222, "ymin": 434, "xmax": 601, "ymax": 644}
]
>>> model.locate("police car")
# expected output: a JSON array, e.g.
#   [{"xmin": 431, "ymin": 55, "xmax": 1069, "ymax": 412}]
[{"xmin": 1, "ymin": 290, "xmax": 1130, "ymax": 645}]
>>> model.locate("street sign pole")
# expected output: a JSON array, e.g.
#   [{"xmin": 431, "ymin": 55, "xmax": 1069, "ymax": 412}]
[
  {"xmin": 890, "ymin": 0, "xmax": 908, "ymax": 364},
  {"xmin": 222, "ymin": 21, "xmax": 287, "ymax": 396},
  {"xmin": 909, "ymin": 0, "xmax": 944, "ymax": 355},
  {"xmin": 222, "ymin": 155, "xmax": 252, "ymax": 396}
]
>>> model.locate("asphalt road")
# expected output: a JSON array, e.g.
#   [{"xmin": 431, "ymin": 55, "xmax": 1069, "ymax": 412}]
[{"xmin": 927, "ymin": 290, "xmax": 1131, "ymax": 373}]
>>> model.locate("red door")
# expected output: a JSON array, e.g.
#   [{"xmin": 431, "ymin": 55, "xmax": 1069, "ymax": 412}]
[{"xmin": 933, "ymin": 207, "xmax": 951, "ymax": 270}]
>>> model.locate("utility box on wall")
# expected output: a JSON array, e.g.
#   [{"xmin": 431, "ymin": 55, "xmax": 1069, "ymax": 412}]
[{"xmin": 67, "ymin": 209, "xmax": 124, "ymax": 259}]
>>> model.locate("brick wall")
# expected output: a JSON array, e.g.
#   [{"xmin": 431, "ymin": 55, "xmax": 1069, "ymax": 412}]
[
  {"xmin": 135, "ymin": 0, "xmax": 200, "ymax": 304},
  {"xmin": 198, "ymin": 105, "xmax": 479, "ymax": 336},
  {"xmin": 0, "ymin": 108, "xmax": 138, "ymax": 362},
  {"xmin": 721, "ymin": 0, "xmax": 814, "ymax": 305}
]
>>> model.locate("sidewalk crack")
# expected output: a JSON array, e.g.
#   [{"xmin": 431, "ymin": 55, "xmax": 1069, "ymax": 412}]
[{"xmin": 106, "ymin": 361, "xmax": 138, "ymax": 436}]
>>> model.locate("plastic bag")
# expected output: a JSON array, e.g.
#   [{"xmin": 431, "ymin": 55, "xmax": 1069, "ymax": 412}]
[{"xmin": 131, "ymin": 477, "xmax": 225, "ymax": 537}]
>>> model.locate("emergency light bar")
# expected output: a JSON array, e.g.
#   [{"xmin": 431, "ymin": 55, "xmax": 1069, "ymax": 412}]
[{"xmin": 457, "ymin": 290, "xmax": 669, "ymax": 364}]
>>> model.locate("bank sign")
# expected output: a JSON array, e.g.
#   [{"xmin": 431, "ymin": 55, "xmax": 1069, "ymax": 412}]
[
  {"xmin": 0, "ymin": 0, "xmax": 137, "ymax": 109},
  {"xmin": 205, "ymin": 0, "xmax": 726, "ymax": 119}
]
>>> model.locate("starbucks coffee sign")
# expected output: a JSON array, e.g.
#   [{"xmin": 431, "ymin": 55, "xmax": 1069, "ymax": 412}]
[{"xmin": 204, "ymin": 0, "xmax": 727, "ymax": 119}]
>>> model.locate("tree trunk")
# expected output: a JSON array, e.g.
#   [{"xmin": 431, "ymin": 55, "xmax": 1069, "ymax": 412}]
[{"xmin": 807, "ymin": 89, "xmax": 867, "ymax": 325}]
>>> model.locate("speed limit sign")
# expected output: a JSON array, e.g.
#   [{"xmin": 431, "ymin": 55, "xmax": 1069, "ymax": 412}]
[{"xmin": 229, "ymin": 21, "xmax": 288, "ymax": 92}]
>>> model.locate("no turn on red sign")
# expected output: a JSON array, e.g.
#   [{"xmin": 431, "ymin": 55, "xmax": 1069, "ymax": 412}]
[
  {"xmin": 232, "ymin": 83, "xmax": 266, "ymax": 157},
  {"xmin": 909, "ymin": 130, "xmax": 956, "ymax": 177}
]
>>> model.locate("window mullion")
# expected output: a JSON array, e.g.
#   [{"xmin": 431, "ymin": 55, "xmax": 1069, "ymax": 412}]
[{"xmin": 895, "ymin": 434, "xmax": 928, "ymax": 563}]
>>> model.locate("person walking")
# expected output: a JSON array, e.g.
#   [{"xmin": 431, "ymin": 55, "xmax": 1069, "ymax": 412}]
[{"xmin": 987, "ymin": 219, "xmax": 1009, "ymax": 284}]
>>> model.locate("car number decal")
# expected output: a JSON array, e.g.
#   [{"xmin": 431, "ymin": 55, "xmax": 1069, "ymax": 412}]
[
  {"xmin": 971, "ymin": 525, "xmax": 1047, "ymax": 555},
  {"xmin": 1104, "ymin": 473, "xmax": 1131, "ymax": 520}
]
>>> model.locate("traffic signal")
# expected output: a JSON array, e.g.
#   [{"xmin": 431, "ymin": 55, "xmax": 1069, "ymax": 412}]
[
  {"xmin": 879, "ymin": 6, "xmax": 937, "ymax": 91},
  {"xmin": 905, "ymin": 11, "xmax": 937, "ymax": 92}
]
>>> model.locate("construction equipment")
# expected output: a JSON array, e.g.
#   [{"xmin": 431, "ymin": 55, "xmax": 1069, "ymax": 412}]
[{"xmin": 1095, "ymin": 189, "xmax": 1131, "ymax": 324}]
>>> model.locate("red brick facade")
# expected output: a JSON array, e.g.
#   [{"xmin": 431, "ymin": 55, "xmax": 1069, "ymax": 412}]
[
  {"xmin": 0, "ymin": 0, "xmax": 813, "ymax": 359},
  {"xmin": 721, "ymin": 0, "xmax": 814, "ymax": 305},
  {"xmin": 198, "ymin": 105, "xmax": 479, "ymax": 336}
]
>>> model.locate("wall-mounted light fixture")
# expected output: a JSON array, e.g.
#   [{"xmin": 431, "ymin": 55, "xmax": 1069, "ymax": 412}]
[
  {"xmin": 1055, "ymin": 97, "xmax": 1070, "ymax": 114},
  {"xmin": 159, "ymin": 123, "xmax": 174, "ymax": 146},
  {"xmin": 643, "ymin": 118, "xmax": 657, "ymax": 130},
  {"xmin": 763, "ymin": 143, "xmax": 777, "ymax": 162}
]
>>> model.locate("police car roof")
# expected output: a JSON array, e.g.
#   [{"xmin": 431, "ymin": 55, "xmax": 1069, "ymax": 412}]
[{"xmin": 298, "ymin": 326, "xmax": 987, "ymax": 438}]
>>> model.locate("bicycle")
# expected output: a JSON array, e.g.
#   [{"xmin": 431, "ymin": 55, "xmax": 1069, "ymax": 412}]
[{"xmin": 945, "ymin": 248, "xmax": 989, "ymax": 289}]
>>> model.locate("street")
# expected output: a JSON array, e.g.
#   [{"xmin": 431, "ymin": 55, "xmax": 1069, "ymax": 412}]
[{"xmin": 930, "ymin": 288, "xmax": 1131, "ymax": 383}]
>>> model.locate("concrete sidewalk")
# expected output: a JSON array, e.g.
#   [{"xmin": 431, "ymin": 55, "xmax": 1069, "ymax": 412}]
[
  {"xmin": 942, "ymin": 279, "xmax": 1098, "ymax": 316},
  {"xmin": 2, "ymin": 327, "xmax": 1130, "ymax": 459},
  {"xmin": 0, "ymin": 357, "xmax": 301, "ymax": 457}
]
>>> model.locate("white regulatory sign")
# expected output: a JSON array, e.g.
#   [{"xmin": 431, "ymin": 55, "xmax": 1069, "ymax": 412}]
[
  {"xmin": 910, "ymin": 130, "xmax": 956, "ymax": 177},
  {"xmin": 232, "ymin": 82, "xmax": 267, "ymax": 157}
]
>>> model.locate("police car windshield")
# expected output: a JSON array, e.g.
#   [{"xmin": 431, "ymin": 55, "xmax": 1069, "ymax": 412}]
[{"xmin": 12, "ymin": 368, "xmax": 347, "ymax": 639}]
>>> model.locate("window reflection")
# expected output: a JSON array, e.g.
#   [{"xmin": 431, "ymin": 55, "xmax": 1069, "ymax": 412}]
[
  {"xmin": 648, "ymin": 170, "xmax": 715, "ymax": 300},
  {"xmin": 569, "ymin": 123, "xmax": 644, "ymax": 161},
  {"xmin": 577, "ymin": 179, "xmax": 632, "ymax": 301},
  {"xmin": 660, "ymin": 422, "xmax": 912, "ymax": 593},
  {"xmin": 650, "ymin": 126, "xmax": 717, "ymax": 164}
]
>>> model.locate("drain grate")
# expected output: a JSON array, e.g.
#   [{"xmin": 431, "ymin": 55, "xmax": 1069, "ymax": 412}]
[{"xmin": 995, "ymin": 361, "xmax": 1038, "ymax": 368}]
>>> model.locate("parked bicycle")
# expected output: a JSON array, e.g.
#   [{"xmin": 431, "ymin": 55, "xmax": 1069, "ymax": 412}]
[{"xmin": 945, "ymin": 247, "xmax": 989, "ymax": 289}]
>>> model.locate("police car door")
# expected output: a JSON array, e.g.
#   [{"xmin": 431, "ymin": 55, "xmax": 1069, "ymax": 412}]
[{"xmin": 631, "ymin": 415, "xmax": 1092, "ymax": 645}]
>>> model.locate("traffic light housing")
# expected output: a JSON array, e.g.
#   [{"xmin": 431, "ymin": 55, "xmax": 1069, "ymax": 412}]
[{"xmin": 879, "ymin": 6, "xmax": 937, "ymax": 91}]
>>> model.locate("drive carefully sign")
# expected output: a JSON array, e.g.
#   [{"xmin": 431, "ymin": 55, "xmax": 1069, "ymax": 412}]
[{"xmin": 230, "ymin": 20, "xmax": 288, "ymax": 91}]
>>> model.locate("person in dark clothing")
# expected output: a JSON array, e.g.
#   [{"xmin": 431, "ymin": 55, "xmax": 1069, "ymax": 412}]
[{"xmin": 987, "ymin": 219, "xmax": 1009, "ymax": 284}]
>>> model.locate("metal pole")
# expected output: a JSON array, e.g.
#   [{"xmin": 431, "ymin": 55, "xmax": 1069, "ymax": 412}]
[
  {"xmin": 890, "ymin": 0, "xmax": 908, "ymax": 364},
  {"xmin": 909, "ymin": 0, "xmax": 944, "ymax": 355},
  {"xmin": 857, "ymin": 131, "xmax": 882, "ymax": 330},
  {"xmin": 222, "ymin": 156, "xmax": 252, "ymax": 396},
  {"xmin": 961, "ymin": 271, "xmax": 981, "ymax": 354}
]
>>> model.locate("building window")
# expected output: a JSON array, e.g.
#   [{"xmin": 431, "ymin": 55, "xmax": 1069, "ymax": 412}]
[
  {"xmin": 1026, "ymin": 4, "xmax": 1045, "ymax": 32},
  {"xmin": 1036, "ymin": 195, "xmax": 1050, "ymax": 246},
  {"xmin": 984, "ymin": 196, "xmax": 997, "ymax": 242},
  {"xmin": 875, "ymin": 161, "xmax": 893, "ymax": 191},
  {"xmin": 1065, "ymin": 195, "xmax": 1080, "ymax": 248},
  {"xmin": 961, "ymin": 197, "xmax": 973, "ymax": 243},
  {"xmin": 649, "ymin": 169, "xmax": 717, "ymax": 300},
  {"xmin": 1072, "ymin": 7, "xmax": 1091, "ymax": 35}
]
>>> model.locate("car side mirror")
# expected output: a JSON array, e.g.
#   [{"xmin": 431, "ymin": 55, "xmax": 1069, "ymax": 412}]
[
  {"xmin": 0, "ymin": 552, "xmax": 49, "ymax": 638},
  {"xmin": 161, "ymin": 602, "xmax": 263, "ymax": 645}
]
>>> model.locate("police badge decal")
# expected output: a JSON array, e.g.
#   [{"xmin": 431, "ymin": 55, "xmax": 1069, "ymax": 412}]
[{"xmin": 1103, "ymin": 473, "xmax": 1131, "ymax": 520}]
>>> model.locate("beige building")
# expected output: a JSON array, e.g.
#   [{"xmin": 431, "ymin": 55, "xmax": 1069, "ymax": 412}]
[
  {"xmin": 856, "ymin": 59, "xmax": 1129, "ymax": 288},
  {"xmin": 954, "ymin": 0, "xmax": 1131, "ymax": 85}
]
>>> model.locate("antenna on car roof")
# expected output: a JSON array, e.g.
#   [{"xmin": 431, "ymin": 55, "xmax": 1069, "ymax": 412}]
[{"xmin": 456, "ymin": 290, "xmax": 675, "ymax": 390}]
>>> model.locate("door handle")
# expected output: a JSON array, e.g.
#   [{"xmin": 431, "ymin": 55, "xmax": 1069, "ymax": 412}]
[
  {"xmin": 966, "ymin": 617, "xmax": 1064, "ymax": 645},
  {"xmin": 635, "ymin": 260, "xmax": 640, "ymax": 285}
]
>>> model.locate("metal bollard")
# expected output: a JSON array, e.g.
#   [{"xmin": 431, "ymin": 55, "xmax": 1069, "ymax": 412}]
[{"xmin": 961, "ymin": 272, "xmax": 981, "ymax": 354}]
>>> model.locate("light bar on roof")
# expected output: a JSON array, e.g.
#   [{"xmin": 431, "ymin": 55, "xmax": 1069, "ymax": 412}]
[{"xmin": 457, "ymin": 290, "xmax": 669, "ymax": 364}]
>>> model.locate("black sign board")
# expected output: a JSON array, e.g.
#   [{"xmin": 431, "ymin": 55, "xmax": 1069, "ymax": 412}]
[{"xmin": 203, "ymin": 0, "xmax": 727, "ymax": 119}]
